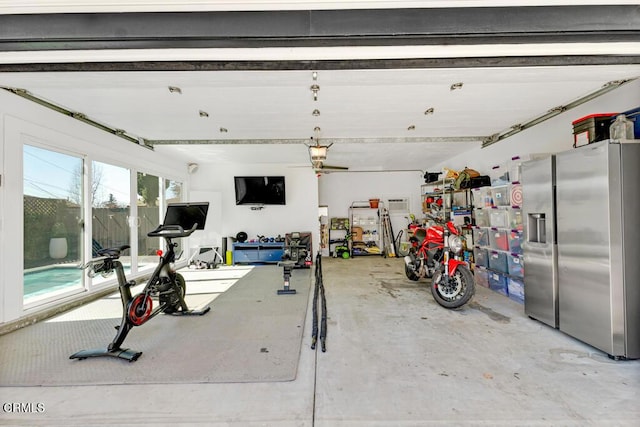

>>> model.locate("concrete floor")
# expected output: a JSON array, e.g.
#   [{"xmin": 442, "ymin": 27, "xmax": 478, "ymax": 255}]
[{"xmin": 1, "ymin": 256, "xmax": 639, "ymax": 426}]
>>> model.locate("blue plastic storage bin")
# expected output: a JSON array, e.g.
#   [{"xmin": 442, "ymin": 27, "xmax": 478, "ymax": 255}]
[
  {"xmin": 474, "ymin": 266, "xmax": 490, "ymax": 288},
  {"xmin": 508, "ymin": 277, "xmax": 525, "ymax": 304},
  {"xmin": 489, "ymin": 271, "xmax": 508, "ymax": 296},
  {"xmin": 507, "ymin": 253, "xmax": 524, "ymax": 278}
]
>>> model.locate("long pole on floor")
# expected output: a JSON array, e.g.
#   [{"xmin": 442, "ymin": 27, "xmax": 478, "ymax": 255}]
[{"xmin": 311, "ymin": 252, "xmax": 327, "ymax": 352}]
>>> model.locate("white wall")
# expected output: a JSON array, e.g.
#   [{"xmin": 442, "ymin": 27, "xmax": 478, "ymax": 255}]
[
  {"xmin": 318, "ymin": 170, "xmax": 424, "ymax": 218},
  {"xmin": 432, "ymin": 80, "xmax": 640, "ymax": 175},
  {"xmin": 189, "ymin": 162, "xmax": 320, "ymax": 255}
]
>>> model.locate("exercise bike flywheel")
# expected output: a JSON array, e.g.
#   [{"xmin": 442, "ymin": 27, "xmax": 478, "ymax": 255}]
[{"xmin": 128, "ymin": 294, "xmax": 153, "ymax": 326}]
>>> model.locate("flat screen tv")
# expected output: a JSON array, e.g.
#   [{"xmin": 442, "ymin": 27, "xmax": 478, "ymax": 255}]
[{"xmin": 234, "ymin": 176, "xmax": 286, "ymax": 205}]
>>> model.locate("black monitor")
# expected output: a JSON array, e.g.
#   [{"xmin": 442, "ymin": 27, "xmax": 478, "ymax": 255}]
[{"xmin": 162, "ymin": 202, "xmax": 209, "ymax": 230}]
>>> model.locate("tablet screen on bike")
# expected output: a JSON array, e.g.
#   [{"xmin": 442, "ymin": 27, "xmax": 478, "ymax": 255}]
[{"xmin": 163, "ymin": 202, "xmax": 209, "ymax": 230}]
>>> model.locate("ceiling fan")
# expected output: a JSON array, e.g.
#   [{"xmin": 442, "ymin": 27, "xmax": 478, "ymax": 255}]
[{"xmin": 307, "ymin": 128, "xmax": 349, "ymax": 174}]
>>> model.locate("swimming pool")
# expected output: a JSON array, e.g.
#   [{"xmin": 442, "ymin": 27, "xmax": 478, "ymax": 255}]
[
  {"xmin": 23, "ymin": 267, "xmax": 83, "ymax": 298},
  {"xmin": 23, "ymin": 262, "xmax": 145, "ymax": 299}
]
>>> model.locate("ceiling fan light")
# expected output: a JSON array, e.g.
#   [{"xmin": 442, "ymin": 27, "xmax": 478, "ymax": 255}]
[{"xmin": 309, "ymin": 145, "xmax": 328, "ymax": 161}]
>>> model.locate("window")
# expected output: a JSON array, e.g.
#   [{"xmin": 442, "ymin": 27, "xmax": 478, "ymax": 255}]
[
  {"xmin": 137, "ymin": 172, "xmax": 160, "ymax": 269},
  {"xmin": 91, "ymin": 161, "xmax": 131, "ymax": 280},
  {"xmin": 23, "ymin": 145, "xmax": 84, "ymax": 304}
]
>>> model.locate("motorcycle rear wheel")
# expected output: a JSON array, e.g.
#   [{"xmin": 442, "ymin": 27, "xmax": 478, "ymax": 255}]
[
  {"xmin": 405, "ymin": 263, "xmax": 420, "ymax": 281},
  {"xmin": 431, "ymin": 265, "xmax": 475, "ymax": 309}
]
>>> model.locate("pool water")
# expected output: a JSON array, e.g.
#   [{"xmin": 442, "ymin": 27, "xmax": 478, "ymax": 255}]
[
  {"xmin": 23, "ymin": 267, "xmax": 83, "ymax": 298},
  {"xmin": 23, "ymin": 263, "xmax": 142, "ymax": 299}
]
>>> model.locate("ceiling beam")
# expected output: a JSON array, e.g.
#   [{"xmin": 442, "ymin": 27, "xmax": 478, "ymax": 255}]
[
  {"xmin": 148, "ymin": 137, "xmax": 484, "ymax": 146},
  {"xmin": 1, "ymin": 6, "xmax": 638, "ymax": 53},
  {"xmin": 1, "ymin": 55, "xmax": 640, "ymax": 73}
]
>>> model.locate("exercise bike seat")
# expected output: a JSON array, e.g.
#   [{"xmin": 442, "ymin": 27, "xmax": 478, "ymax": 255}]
[{"xmin": 96, "ymin": 245, "xmax": 130, "ymax": 259}]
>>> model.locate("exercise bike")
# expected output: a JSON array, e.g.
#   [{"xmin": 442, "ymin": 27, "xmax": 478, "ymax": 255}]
[{"xmin": 70, "ymin": 203, "xmax": 211, "ymax": 362}]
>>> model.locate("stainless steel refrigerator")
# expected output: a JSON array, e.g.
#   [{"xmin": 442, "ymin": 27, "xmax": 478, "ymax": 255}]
[
  {"xmin": 554, "ymin": 140, "xmax": 640, "ymax": 359},
  {"xmin": 521, "ymin": 156, "xmax": 559, "ymax": 329}
]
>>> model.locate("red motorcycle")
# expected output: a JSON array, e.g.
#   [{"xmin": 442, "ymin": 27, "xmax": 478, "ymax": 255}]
[{"xmin": 404, "ymin": 214, "xmax": 475, "ymax": 309}]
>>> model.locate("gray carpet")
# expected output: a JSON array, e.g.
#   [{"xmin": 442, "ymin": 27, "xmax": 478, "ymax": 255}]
[{"xmin": 0, "ymin": 265, "xmax": 311, "ymax": 386}]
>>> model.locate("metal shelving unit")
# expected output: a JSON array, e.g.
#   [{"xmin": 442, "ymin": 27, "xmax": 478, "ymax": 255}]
[{"xmin": 349, "ymin": 202, "xmax": 382, "ymax": 256}]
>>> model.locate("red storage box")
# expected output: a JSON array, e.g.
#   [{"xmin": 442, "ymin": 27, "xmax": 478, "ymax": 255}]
[{"xmin": 572, "ymin": 113, "xmax": 617, "ymax": 148}]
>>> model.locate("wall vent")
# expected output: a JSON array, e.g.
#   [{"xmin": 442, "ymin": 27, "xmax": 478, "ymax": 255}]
[{"xmin": 387, "ymin": 198, "xmax": 409, "ymax": 213}]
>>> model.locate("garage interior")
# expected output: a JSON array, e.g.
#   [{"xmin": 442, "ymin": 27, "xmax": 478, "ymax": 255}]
[{"xmin": 0, "ymin": 2, "xmax": 639, "ymax": 426}]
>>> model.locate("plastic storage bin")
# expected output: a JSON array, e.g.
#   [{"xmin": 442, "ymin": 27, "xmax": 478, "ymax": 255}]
[
  {"xmin": 474, "ymin": 266, "xmax": 490, "ymax": 288},
  {"xmin": 472, "ymin": 187, "xmax": 492, "ymax": 209},
  {"xmin": 472, "ymin": 227, "xmax": 489, "ymax": 247},
  {"xmin": 489, "ymin": 271, "xmax": 508, "ymax": 296},
  {"xmin": 507, "ymin": 253, "xmax": 524, "ymax": 278},
  {"xmin": 508, "ymin": 208, "xmax": 523, "ymax": 230},
  {"xmin": 475, "ymin": 209, "xmax": 490, "ymax": 227},
  {"xmin": 488, "ymin": 250, "xmax": 508, "ymax": 273},
  {"xmin": 490, "ymin": 163, "xmax": 510, "ymax": 186},
  {"xmin": 509, "ymin": 155, "xmax": 529, "ymax": 184},
  {"xmin": 618, "ymin": 106, "xmax": 640, "ymax": 139},
  {"xmin": 489, "ymin": 228, "xmax": 509, "ymax": 251},
  {"xmin": 474, "ymin": 247, "xmax": 489, "ymax": 268},
  {"xmin": 507, "ymin": 277, "xmax": 525, "ymax": 303},
  {"xmin": 490, "ymin": 208, "xmax": 508, "ymax": 228},
  {"xmin": 509, "ymin": 184, "xmax": 523, "ymax": 208},
  {"xmin": 508, "ymin": 230, "xmax": 523, "ymax": 254},
  {"xmin": 491, "ymin": 185, "xmax": 510, "ymax": 207}
]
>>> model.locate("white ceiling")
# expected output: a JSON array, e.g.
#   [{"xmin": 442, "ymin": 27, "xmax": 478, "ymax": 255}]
[{"xmin": 1, "ymin": 64, "xmax": 639, "ymax": 171}]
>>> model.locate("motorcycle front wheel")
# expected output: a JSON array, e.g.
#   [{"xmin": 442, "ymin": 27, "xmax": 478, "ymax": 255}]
[{"xmin": 431, "ymin": 265, "xmax": 475, "ymax": 309}]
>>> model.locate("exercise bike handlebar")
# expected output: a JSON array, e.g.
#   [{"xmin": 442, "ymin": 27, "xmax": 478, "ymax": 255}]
[{"xmin": 147, "ymin": 223, "xmax": 198, "ymax": 239}]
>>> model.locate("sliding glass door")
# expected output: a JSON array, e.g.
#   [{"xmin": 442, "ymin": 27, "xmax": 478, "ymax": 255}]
[
  {"xmin": 91, "ymin": 161, "xmax": 131, "ymax": 282},
  {"xmin": 137, "ymin": 172, "xmax": 160, "ymax": 270},
  {"xmin": 23, "ymin": 145, "xmax": 84, "ymax": 304},
  {"xmin": 21, "ymin": 143, "xmax": 184, "ymax": 307}
]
